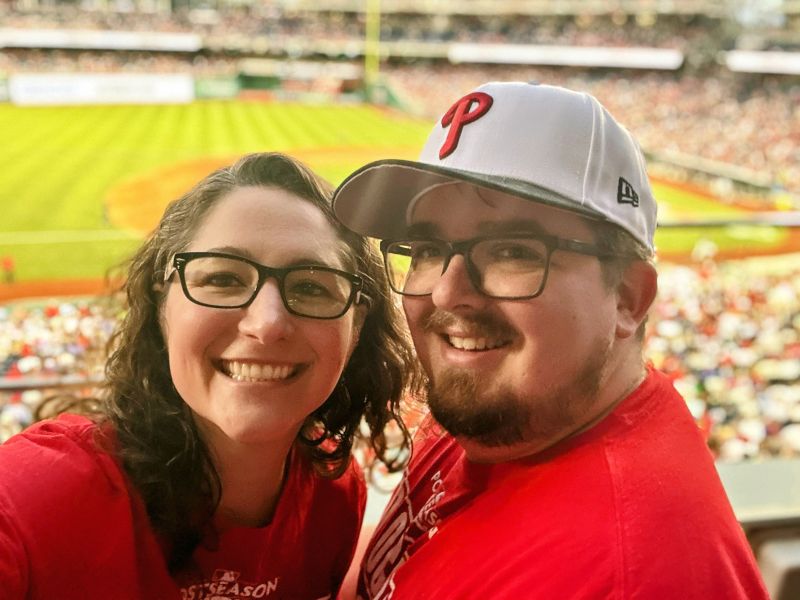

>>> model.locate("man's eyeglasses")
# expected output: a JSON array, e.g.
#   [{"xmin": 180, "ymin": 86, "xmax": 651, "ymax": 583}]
[
  {"xmin": 381, "ymin": 234, "xmax": 618, "ymax": 300},
  {"xmin": 165, "ymin": 251, "xmax": 370, "ymax": 319}
]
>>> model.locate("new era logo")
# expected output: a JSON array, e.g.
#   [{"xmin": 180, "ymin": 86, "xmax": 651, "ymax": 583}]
[{"xmin": 617, "ymin": 177, "xmax": 639, "ymax": 207}]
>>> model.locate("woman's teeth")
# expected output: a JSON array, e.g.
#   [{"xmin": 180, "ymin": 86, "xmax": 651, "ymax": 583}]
[{"xmin": 222, "ymin": 360, "xmax": 295, "ymax": 382}]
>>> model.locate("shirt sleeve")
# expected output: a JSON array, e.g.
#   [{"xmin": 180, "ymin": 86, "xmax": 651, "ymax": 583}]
[{"xmin": 0, "ymin": 416, "xmax": 135, "ymax": 598}]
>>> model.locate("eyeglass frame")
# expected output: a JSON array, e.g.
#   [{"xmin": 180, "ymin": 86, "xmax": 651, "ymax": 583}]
[
  {"xmin": 380, "ymin": 233, "xmax": 624, "ymax": 300},
  {"xmin": 164, "ymin": 251, "xmax": 371, "ymax": 319}
]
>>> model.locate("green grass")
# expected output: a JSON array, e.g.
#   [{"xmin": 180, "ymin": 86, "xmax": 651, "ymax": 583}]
[
  {"xmin": 655, "ymin": 225, "xmax": 789, "ymax": 255},
  {"xmin": 650, "ymin": 179, "xmax": 792, "ymax": 256},
  {"xmin": 651, "ymin": 180, "xmax": 745, "ymax": 220},
  {"xmin": 0, "ymin": 100, "xmax": 430, "ymax": 281},
  {"xmin": 0, "ymin": 99, "xmax": 792, "ymax": 283}
]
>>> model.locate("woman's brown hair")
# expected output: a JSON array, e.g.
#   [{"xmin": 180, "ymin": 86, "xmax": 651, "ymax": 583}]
[{"xmin": 99, "ymin": 152, "xmax": 420, "ymax": 571}]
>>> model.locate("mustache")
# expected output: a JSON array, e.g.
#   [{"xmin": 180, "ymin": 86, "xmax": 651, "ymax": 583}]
[{"xmin": 422, "ymin": 310, "xmax": 516, "ymax": 339}]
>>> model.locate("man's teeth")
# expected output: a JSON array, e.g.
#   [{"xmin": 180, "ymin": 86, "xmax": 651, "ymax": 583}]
[
  {"xmin": 222, "ymin": 360, "xmax": 294, "ymax": 381},
  {"xmin": 447, "ymin": 336, "xmax": 505, "ymax": 351}
]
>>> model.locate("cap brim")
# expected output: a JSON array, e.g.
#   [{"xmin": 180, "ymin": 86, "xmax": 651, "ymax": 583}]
[{"xmin": 333, "ymin": 159, "xmax": 606, "ymax": 239}]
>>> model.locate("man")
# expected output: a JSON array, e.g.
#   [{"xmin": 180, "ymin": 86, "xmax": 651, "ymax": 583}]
[{"xmin": 333, "ymin": 82, "xmax": 767, "ymax": 598}]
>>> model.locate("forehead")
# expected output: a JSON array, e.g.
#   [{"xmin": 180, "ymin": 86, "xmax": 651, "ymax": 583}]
[
  {"xmin": 189, "ymin": 186, "xmax": 350, "ymax": 267},
  {"xmin": 407, "ymin": 182, "xmax": 594, "ymax": 240}
]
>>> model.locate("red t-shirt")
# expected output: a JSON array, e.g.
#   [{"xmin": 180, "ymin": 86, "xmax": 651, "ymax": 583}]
[
  {"xmin": 0, "ymin": 414, "xmax": 365, "ymax": 599},
  {"xmin": 359, "ymin": 368, "xmax": 768, "ymax": 599}
]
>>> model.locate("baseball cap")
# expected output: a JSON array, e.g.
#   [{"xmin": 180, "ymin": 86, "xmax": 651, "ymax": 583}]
[{"xmin": 333, "ymin": 81, "xmax": 657, "ymax": 254}]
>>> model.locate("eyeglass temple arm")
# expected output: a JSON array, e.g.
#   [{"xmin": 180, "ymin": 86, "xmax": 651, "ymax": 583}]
[
  {"xmin": 355, "ymin": 291, "xmax": 373, "ymax": 310},
  {"xmin": 163, "ymin": 254, "xmax": 186, "ymax": 282},
  {"xmin": 556, "ymin": 238, "xmax": 612, "ymax": 258}
]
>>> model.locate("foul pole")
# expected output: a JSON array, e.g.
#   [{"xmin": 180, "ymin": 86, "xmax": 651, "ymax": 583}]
[{"xmin": 364, "ymin": 0, "xmax": 381, "ymax": 101}]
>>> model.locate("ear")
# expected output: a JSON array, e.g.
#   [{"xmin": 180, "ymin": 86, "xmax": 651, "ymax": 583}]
[{"xmin": 614, "ymin": 261, "xmax": 657, "ymax": 339}]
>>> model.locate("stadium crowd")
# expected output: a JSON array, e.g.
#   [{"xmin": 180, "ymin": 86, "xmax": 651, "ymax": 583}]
[
  {"xmin": 378, "ymin": 12, "xmax": 711, "ymax": 48},
  {"xmin": 0, "ymin": 299, "xmax": 119, "ymax": 441},
  {"xmin": 1, "ymin": 3, "xmax": 799, "ymax": 461},
  {"xmin": 3, "ymin": 51, "xmax": 798, "ymax": 198},
  {"xmin": 0, "ymin": 6, "xmax": 713, "ymax": 49},
  {"xmin": 0, "ymin": 48, "xmax": 237, "ymax": 77},
  {"xmin": 1, "ymin": 255, "xmax": 799, "ymax": 462},
  {"xmin": 384, "ymin": 65, "xmax": 800, "ymax": 200},
  {"xmin": 4, "ymin": 2, "xmax": 799, "ymax": 199},
  {"xmin": 650, "ymin": 259, "xmax": 800, "ymax": 462}
]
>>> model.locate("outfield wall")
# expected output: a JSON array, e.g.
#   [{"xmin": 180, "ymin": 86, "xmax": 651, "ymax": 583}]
[
  {"xmin": 3, "ymin": 65, "xmax": 358, "ymax": 106},
  {"xmin": 8, "ymin": 73, "xmax": 196, "ymax": 106}
]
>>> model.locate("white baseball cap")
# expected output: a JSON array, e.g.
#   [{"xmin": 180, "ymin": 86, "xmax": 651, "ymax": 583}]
[{"xmin": 333, "ymin": 81, "xmax": 657, "ymax": 254}]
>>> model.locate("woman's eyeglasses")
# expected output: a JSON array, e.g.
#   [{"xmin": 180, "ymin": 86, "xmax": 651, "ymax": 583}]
[{"xmin": 165, "ymin": 251, "xmax": 370, "ymax": 320}]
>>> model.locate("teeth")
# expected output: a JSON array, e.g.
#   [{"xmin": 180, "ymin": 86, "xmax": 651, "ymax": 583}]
[
  {"xmin": 448, "ymin": 336, "xmax": 505, "ymax": 351},
  {"xmin": 222, "ymin": 360, "xmax": 295, "ymax": 382}
]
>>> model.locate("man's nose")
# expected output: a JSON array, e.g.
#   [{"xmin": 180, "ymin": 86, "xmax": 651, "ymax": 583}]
[{"xmin": 430, "ymin": 254, "xmax": 487, "ymax": 310}]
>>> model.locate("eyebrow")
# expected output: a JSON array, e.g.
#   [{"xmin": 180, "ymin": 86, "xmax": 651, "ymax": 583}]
[
  {"xmin": 477, "ymin": 220, "xmax": 549, "ymax": 236},
  {"xmin": 205, "ymin": 245, "xmax": 349, "ymax": 269},
  {"xmin": 406, "ymin": 219, "xmax": 549, "ymax": 238},
  {"xmin": 206, "ymin": 245, "xmax": 257, "ymax": 260},
  {"xmin": 406, "ymin": 223, "xmax": 440, "ymax": 238}
]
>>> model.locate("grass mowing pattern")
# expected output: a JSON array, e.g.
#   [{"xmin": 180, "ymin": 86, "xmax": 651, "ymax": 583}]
[
  {"xmin": 0, "ymin": 99, "xmax": 792, "ymax": 283},
  {"xmin": 650, "ymin": 179, "xmax": 790, "ymax": 256},
  {"xmin": 0, "ymin": 100, "xmax": 430, "ymax": 281}
]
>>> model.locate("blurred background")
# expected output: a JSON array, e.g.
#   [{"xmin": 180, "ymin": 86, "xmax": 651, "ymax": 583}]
[{"xmin": 1, "ymin": 0, "xmax": 799, "ymax": 595}]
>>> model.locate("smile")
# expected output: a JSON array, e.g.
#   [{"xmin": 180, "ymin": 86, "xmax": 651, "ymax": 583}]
[
  {"xmin": 446, "ymin": 335, "xmax": 509, "ymax": 351},
  {"xmin": 220, "ymin": 360, "xmax": 297, "ymax": 382}
]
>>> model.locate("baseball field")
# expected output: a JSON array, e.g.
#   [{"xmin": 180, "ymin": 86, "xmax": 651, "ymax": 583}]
[{"xmin": 0, "ymin": 98, "xmax": 796, "ymax": 300}]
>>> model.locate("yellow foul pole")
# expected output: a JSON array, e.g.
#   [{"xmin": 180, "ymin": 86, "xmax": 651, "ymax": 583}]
[{"xmin": 364, "ymin": 0, "xmax": 381, "ymax": 100}]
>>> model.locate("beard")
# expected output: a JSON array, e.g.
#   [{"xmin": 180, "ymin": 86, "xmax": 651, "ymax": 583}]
[{"xmin": 424, "ymin": 320, "xmax": 612, "ymax": 449}]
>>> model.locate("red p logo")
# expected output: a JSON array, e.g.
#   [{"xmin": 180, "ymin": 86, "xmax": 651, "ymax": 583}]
[{"xmin": 439, "ymin": 92, "xmax": 494, "ymax": 159}]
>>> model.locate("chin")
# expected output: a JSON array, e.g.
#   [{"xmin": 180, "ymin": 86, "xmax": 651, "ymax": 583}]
[{"xmin": 208, "ymin": 416, "xmax": 295, "ymax": 448}]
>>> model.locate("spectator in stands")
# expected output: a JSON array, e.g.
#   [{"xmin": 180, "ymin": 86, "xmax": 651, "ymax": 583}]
[
  {"xmin": 333, "ymin": 81, "xmax": 768, "ymax": 598},
  {"xmin": 385, "ymin": 65, "xmax": 800, "ymax": 199},
  {"xmin": 0, "ymin": 152, "xmax": 419, "ymax": 599},
  {"xmin": 650, "ymin": 260, "xmax": 800, "ymax": 461}
]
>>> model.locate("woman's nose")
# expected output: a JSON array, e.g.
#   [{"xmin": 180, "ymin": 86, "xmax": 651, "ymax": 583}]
[{"xmin": 238, "ymin": 279, "xmax": 295, "ymax": 342}]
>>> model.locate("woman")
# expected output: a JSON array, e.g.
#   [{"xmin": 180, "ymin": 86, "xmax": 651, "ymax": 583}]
[{"xmin": 0, "ymin": 152, "xmax": 419, "ymax": 599}]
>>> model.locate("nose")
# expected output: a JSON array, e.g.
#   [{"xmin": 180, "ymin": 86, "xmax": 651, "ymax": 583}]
[
  {"xmin": 238, "ymin": 279, "xmax": 295, "ymax": 342},
  {"xmin": 430, "ymin": 254, "xmax": 487, "ymax": 310}
]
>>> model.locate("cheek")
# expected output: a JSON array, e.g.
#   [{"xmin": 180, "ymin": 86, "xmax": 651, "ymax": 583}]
[
  {"xmin": 163, "ymin": 293, "xmax": 198, "ymax": 352},
  {"xmin": 333, "ymin": 319, "xmax": 361, "ymax": 368},
  {"xmin": 160, "ymin": 293, "xmax": 179, "ymax": 349},
  {"xmin": 402, "ymin": 298, "xmax": 432, "ymax": 363},
  {"xmin": 519, "ymin": 294, "xmax": 613, "ymax": 359},
  {"xmin": 301, "ymin": 314, "xmax": 360, "ymax": 370},
  {"xmin": 162, "ymin": 296, "xmax": 195, "ymax": 402},
  {"xmin": 162, "ymin": 294, "xmax": 226, "ymax": 379},
  {"xmin": 402, "ymin": 297, "xmax": 426, "ymax": 332}
]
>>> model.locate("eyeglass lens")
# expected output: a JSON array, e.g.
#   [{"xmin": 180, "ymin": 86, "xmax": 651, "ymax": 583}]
[
  {"xmin": 181, "ymin": 255, "xmax": 354, "ymax": 318},
  {"xmin": 385, "ymin": 238, "xmax": 549, "ymax": 298}
]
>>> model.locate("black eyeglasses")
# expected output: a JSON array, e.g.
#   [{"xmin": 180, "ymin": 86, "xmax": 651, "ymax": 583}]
[
  {"xmin": 381, "ymin": 234, "xmax": 618, "ymax": 300},
  {"xmin": 165, "ymin": 251, "xmax": 370, "ymax": 319}
]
